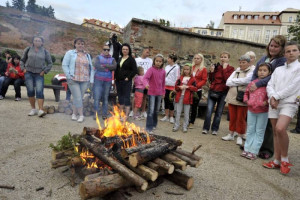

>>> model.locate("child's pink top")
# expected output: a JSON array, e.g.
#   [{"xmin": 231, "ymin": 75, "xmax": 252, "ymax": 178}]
[
  {"xmin": 143, "ymin": 66, "xmax": 166, "ymax": 96},
  {"xmin": 134, "ymin": 75, "xmax": 145, "ymax": 90},
  {"xmin": 244, "ymin": 79, "xmax": 269, "ymax": 113}
]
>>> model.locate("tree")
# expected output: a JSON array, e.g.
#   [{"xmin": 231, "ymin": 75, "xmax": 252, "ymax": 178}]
[
  {"xmin": 206, "ymin": 20, "xmax": 215, "ymax": 29},
  {"xmin": 26, "ymin": 0, "xmax": 37, "ymax": 13},
  {"xmin": 288, "ymin": 11, "xmax": 300, "ymax": 43},
  {"xmin": 47, "ymin": 5, "xmax": 55, "ymax": 18},
  {"xmin": 12, "ymin": 0, "xmax": 25, "ymax": 11},
  {"xmin": 6, "ymin": 0, "xmax": 10, "ymax": 7}
]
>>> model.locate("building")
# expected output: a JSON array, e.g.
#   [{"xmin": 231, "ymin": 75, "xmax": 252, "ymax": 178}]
[
  {"xmin": 81, "ymin": 19, "xmax": 123, "ymax": 34},
  {"xmin": 218, "ymin": 8, "xmax": 300, "ymax": 44},
  {"xmin": 190, "ymin": 27, "xmax": 223, "ymax": 37}
]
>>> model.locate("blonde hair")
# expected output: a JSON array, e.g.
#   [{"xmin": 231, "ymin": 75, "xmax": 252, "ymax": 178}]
[
  {"xmin": 182, "ymin": 64, "xmax": 192, "ymax": 77},
  {"xmin": 220, "ymin": 51, "xmax": 230, "ymax": 58},
  {"xmin": 192, "ymin": 53, "xmax": 205, "ymax": 71},
  {"xmin": 245, "ymin": 51, "xmax": 256, "ymax": 60}
]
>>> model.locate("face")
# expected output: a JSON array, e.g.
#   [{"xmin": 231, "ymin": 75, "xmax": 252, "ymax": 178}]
[
  {"xmin": 103, "ymin": 45, "xmax": 110, "ymax": 55},
  {"xmin": 239, "ymin": 60, "xmax": 250, "ymax": 70},
  {"xmin": 268, "ymin": 40, "xmax": 282, "ymax": 58},
  {"xmin": 33, "ymin": 37, "xmax": 43, "ymax": 48},
  {"xmin": 142, "ymin": 49, "xmax": 150, "ymax": 58},
  {"xmin": 257, "ymin": 65, "xmax": 270, "ymax": 79},
  {"xmin": 167, "ymin": 57, "xmax": 174, "ymax": 64},
  {"xmin": 154, "ymin": 57, "xmax": 163, "ymax": 68},
  {"xmin": 14, "ymin": 58, "xmax": 20, "ymax": 64},
  {"xmin": 75, "ymin": 41, "xmax": 85, "ymax": 52},
  {"xmin": 249, "ymin": 56, "xmax": 256, "ymax": 65},
  {"xmin": 122, "ymin": 46, "xmax": 129, "ymax": 56},
  {"xmin": 220, "ymin": 54, "xmax": 229, "ymax": 64},
  {"xmin": 183, "ymin": 66, "xmax": 191, "ymax": 76},
  {"xmin": 139, "ymin": 69, "xmax": 144, "ymax": 75},
  {"xmin": 284, "ymin": 45, "xmax": 300, "ymax": 63},
  {"xmin": 193, "ymin": 55, "xmax": 202, "ymax": 65}
]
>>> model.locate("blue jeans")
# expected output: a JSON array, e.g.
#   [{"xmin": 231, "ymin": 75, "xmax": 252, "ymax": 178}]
[
  {"xmin": 25, "ymin": 72, "xmax": 44, "ymax": 99},
  {"xmin": 244, "ymin": 111, "xmax": 268, "ymax": 155},
  {"xmin": 67, "ymin": 79, "xmax": 89, "ymax": 108},
  {"xmin": 93, "ymin": 79, "xmax": 112, "ymax": 117},
  {"xmin": 146, "ymin": 95, "xmax": 162, "ymax": 131},
  {"xmin": 203, "ymin": 90, "xmax": 227, "ymax": 131},
  {"xmin": 0, "ymin": 76, "xmax": 5, "ymax": 94},
  {"xmin": 116, "ymin": 80, "xmax": 132, "ymax": 106}
]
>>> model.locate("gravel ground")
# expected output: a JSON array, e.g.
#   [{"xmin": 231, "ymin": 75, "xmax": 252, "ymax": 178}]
[{"xmin": 0, "ymin": 87, "xmax": 299, "ymax": 200}]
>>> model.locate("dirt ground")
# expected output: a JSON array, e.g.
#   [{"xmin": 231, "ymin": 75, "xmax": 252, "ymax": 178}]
[{"xmin": 0, "ymin": 87, "xmax": 299, "ymax": 200}]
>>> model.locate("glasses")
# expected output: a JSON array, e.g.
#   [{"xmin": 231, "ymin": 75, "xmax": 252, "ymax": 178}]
[{"xmin": 103, "ymin": 49, "xmax": 110, "ymax": 51}]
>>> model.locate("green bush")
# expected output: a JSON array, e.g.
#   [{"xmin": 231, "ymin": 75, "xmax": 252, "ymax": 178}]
[
  {"xmin": 51, "ymin": 55, "xmax": 56, "ymax": 63},
  {"xmin": 1, "ymin": 49, "xmax": 18, "ymax": 58}
]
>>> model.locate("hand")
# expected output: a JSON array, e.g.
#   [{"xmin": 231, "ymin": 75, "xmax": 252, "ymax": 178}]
[
  {"xmin": 179, "ymin": 86, "xmax": 183, "ymax": 90},
  {"xmin": 125, "ymin": 77, "xmax": 128, "ymax": 81},
  {"xmin": 146, "ymin": 85, "xmax": 149, "ymax": 89},
  {"xmin": 23, "ymin": 69, "xmax": 27, "ymax": 73},
  {"xmin": 5, "ymin": 72, "xmax": 8, "ymax": 76},
  {"xmin": 40, "ymin": 71, "xmax": 45, "ymax": 76},
  {"xmin": 249, "ymin": 83, "xmax": 257, "ymax": 92},
  {"xmin": 270, "ymin": 97, "xmax": 279, "ymax": 109}
]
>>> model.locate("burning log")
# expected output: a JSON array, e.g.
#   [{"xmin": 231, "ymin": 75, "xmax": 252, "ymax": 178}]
[
  {"xmin": 171, "ymin": 152, "xmax": 201, "ymax": 168},
  {"xmin": 71, "ymin": 157, "xmax": 84, "ymax": 167},
  {"xmin": 51, "ymin": 157, "xmax": 70, "ymax": 169},
  {"xmin": 165, "ymin": 170, "xmax": 194, "ymax": 191},
  {"xmin": 80, "ymin": 137, "xmax": 148, "ymax": 191},
  {"xmin": 151, "ymin": 134, "xmax": 182, "ymax": 147},
  {"xmin": 120, "ymin": 141, "xmax": 158, "ymax": 158},
  {"xmin": 161, "ymin": 153, "xmax": 187, "ymax": 171},
  {"xmin": 82, "ymin": 127, "xmax": 101, "ymax": 136},
  {"xmin": 52, "ymin": 149, "xmax": 74, "ymax": 160},
  {"xmin": 175, "ymin": 148, "xmax": 201, "ymax": 161}
]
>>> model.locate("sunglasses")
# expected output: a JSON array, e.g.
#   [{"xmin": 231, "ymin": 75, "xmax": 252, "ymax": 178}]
[{"xmin": 103, "ymin": 49, "xmax": 110, "ymax": 51}]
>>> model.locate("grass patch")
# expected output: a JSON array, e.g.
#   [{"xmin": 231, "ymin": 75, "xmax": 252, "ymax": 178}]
[{"xmin": 45, "ymin": 71, "xmax": 63, "ymax": 85}]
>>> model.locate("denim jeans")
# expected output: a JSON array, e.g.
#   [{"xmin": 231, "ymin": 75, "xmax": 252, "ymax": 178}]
[
  {"xmin": 1, "ymin": 78, "xmax": 24, "ymax": 98},
  {"xmin": 203, "ymin": 90, "xmax": 227, "ymax": 131},
  {"xmin": 244, "ymin": 111, "xmax": 268, "ymax": 155},
  {"xmin": 0, "ymin": 76, "xmax": 5, "ymax": 94},
  {"xmin": 146, "ymin": 95, "xmax": 162, "ymax": 131},
  {"xmin": 67, "ymin": 79, "xmax": 89, "ymax": 108},
  {"xmin": 25, "ymin": 72, "xmax": 44, "ymax": 99},
  {"xmin": 93, "ymin": 79, "xmax": 112, "ymax": 117},
  {"xmin": 174, "ymin": 96, "xmax": 190, "ymax": 129},
  {"xmin": 116, "ymin": 80, "xmax": 132, "ymax": 106}
]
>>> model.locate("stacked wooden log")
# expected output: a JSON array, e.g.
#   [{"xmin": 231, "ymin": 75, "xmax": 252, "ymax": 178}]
[{"xmin": 57, "ymin": 96, "xmax": 94, "ymax": 116}]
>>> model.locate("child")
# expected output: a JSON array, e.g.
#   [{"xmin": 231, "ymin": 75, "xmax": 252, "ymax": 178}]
[
  {"xmin": 173, "ymin": 64, "xmax": 197, "ymax": 133},
  {"xmin": 242, "ymin": 63, "xmax": 271, "ymax": 160},
  {"xmin": 133, "ymin": 67, "xmax": 145, "ymax": 120},
  {"xmin": 143, "ymin": 54, "xmax": 166, "ymax": 133},
  {"xmin": 263, "ymin": 41, "xmax": 300, "ymax": 175}
]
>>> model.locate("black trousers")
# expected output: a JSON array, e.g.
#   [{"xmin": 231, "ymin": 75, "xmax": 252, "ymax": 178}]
[
  {"xmin": 259, "ymin": 119, "xmax": 274, "ymax": 157},
  {"xmin": 189, "ymin": 90, "xmax": 202, "ymax": 124},
  {"xmin": 1, "ymin": 78, "xmax": 24, "ymax": 98},
  {"xmin": 294, "ymin": 106, "xmax": 300, "ymax": 132}
]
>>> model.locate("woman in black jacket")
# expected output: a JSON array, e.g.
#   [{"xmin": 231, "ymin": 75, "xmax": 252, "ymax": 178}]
[{"xmin": 115, "ymin": 43, "xmax": 138, "ymax": 118}]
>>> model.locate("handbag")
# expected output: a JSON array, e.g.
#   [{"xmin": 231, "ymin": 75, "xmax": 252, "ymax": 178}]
[
  {"xmin": 209, "ymin": 90, "xmax": 221, "ymax": 100},
  {"xmin": 235, "ymin": 72, "xmax": 245, "ymax": 102}
]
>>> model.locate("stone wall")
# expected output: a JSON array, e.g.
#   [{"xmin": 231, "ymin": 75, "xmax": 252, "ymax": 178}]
[{"xmin": 123, "ymin": 18, "xmax": 267, "ymax": 68}]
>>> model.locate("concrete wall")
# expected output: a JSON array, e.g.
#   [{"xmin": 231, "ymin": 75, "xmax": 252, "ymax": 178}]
[{"xmin": 123, "ymin": 18, "xmax": 267, "ymax": 68}]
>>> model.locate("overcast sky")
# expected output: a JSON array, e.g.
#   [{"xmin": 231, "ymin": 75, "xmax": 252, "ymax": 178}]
[{"xmin": 1, "ymin": 0, "xmax": 299, "ymax": 28}]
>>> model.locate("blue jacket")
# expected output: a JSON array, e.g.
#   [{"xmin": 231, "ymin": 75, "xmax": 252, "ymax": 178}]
[
  {"xmin": 251, "ymin": 55, "xmax": 286, "ymax": 88},
  {"xmin": 62, "ymin": 49, "xmax": 95, "ymax": 83}
]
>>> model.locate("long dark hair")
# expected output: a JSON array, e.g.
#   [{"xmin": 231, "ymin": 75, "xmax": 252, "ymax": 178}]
[
  {"xmin": 120, "ymin": 43, "xmax": 132, "ymax": 57},
  {"xmin": 12, "ymin": 55, "xmax": 21, "ymax": 66}
]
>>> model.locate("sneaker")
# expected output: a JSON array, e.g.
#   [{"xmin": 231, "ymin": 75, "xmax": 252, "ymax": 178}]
[
  {"xmin": 129, "ymin": 111, "xmax": 134, "ymax": 117},
  {"xmin": 240, "ymin": 151, "xmax": 248, "ymax": 157},
  {"xmin": 38, "ymin": 110, "xmax": 46, "ymax": 117},
  {"xmin": 242, "ymin": 134, "xmax": 247, "ymax": 140},
  {"xmin": 222, "ymin": 134, "xmax": 235, "ymax": 141},
  {"xmin": 15, "ymin": 97, "xmax": 21, "ymax": 101},
  {"xmin": 0, "ymin": 95, "xmax": 3, "ymax": 100},
  {"xmin": 146, "ymin": 130, "xmax": 154, "ymax": 134},
  {"xmin": 188, "ymin": 123, "xmax": 194, "ymax": 129},
  {"xmin": 139, "ymin": 115, "xmax": 145, "ymax": 120},
  {"xmin": 172, "ymin": 127, "xmax": 179, "ymax": 132},
  {"xmin": 72, "ymin": 114, "xmax": 78, "ymax": 121},
  {"xmin": 280, "ymin": 161, "xmax": 293, "ymax": 175},
  {"xmin": 142, "ymin": 112, "xmax": 147, "ymax": 118},
  {"xmin": 28, "ymin": 109, "xmax": 38, "ymax": 116},
  {"xmin": 236, "ymin": 136, "xmax": 243, "ymax": 145},
  {"xmin": 263, "ymin": 161, "xmax": 280, "ymax": 169},
  {"xmin": 134, "ymin": 116, "xmax": 141, "ymax": 121},
  {"xmin": 77, "ymin": 115, "xmax": 84, "ymax": 123},
  {"xmin": 246, "ymin": 152, "xmax": 257, "ymax": 160},
  {"xmin": 153, "ymin": 127, "xmax": 156, "ymax": 130},
  {"xmin": 202, "ymin": 129, "xmax": 208, "ymax": 134},
  {"xmin": 212, "ymin": 131, "xmax": 218, "ymax": 135},
  {"xmin": 232, "ymin": 132, "xmax": 238, "ymax": 137},
  {"xmin": 169, "ymin": 117, "xmax": 175, "ymax": 124},
  {"xmin": 160, "ymin": 116, "xmax": 169, "ymax": 121},
  {"xmin": 183, "ymin": 127, "xmax": 187, "ymax": 133}
]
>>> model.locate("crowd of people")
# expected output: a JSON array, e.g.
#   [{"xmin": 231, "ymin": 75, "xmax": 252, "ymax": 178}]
[{"xmin": 0, "ymin": 34, "xmax": 299, "ymax": 175}]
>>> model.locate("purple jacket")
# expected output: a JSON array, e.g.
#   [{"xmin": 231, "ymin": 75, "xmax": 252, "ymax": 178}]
[{"xmin": 143, "ymin": 66, "xmax": 166, "ymax": 96}]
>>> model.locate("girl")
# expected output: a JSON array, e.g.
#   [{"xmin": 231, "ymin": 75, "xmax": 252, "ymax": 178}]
[
  {"xmin": 143, "ymin": 54, "xmax": 166, "ymax": 133},
  {"xmin": 242, "ymin": 63, "xmax": 271, "ymax": 160},
  {"xmin": 0, "ymin": 55, "xmax": 25, "ymax": 101},
  {"xmin": 133, "ymin": 67, "xmax": 145, "ymax": 120},
  {"xmin": 173, "ymin": 64, "xmax": 197, "ymax": 133}
]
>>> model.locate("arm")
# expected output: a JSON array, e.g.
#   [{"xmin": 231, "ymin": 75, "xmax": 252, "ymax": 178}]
[
  {"xmin": 175, "ymin": 79, "xmax": 181, "ymax": 91},
  {"xmin": 20, "ymin": 47, "xmax": 30, "ymax": 71},
  {"xmin": 128, "ymin": 57, "xmax": 138, "ymax": 80},
  {"xmin": 196, "ymin": 68, "xmax": 207, "ymax": 89},
  {"xmin": 43, "ymin": 50, "xmax": 53, "ymax": 74},
  {"xmin": 188, "ymin": 79, "xmax": 197, "ymax": 92},
  {"xmin": 105, "ymin": 59, "xmax": 117, "ymax": 71},
  {"xmin": 142, "ymin": 68, "xmax": 152, "ymax": 88},
  {"xmin": 266, "ymin": 72, "xmax": 277, "ymax": 99},
  {"xmin": 222, "ymin": 66, "xmax": 234, "ymax": 81},
  {"xmin": 88, "ymin": 54, "xmax": 94, "ymax": 84},
  {"xmin": 226, "ymin": 70, "xmax": 236, "ymax": 87},
  {"xmin": 273, "ymin": 70, "xmax": 300, "ymax": 100},
  {"xmin": 227, "ymin": 69, "xmax": 253, "ymax": 86},
  {"xmin": 162, "ymin": 71, "xmax": 166, "ymax": 95},
  {"xmin": 243, "ymin": 83, "xmax": 251, "ymax": 103},
  {"xmin": 62, "ymin": 51, "xmax": 72, "ymax": 79}
]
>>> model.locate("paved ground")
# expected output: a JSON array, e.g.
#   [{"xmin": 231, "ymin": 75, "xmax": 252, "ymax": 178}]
[{"xmin": 0, "ymin": 87, "xmax": 299, "ymax": 200}]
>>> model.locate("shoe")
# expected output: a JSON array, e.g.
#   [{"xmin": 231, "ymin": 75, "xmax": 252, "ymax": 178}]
[
  {"xmin": 233, "ymin": 132, "xmax": 238, "ymax": 137},
  {"xmin": 146, "ymin": 130, "xmax": 154, "ymax": 134},
  {"xmin": 242, "ymin": 134, "xmax": 247, "ymax": 140},
  {"xmin": 38, "ymin": 110, "xmax": 46, "ymax": 117},
  {"xmin": 142, "ymin": 112, "xmax": 147, "ymax": 118},
  {"xmin": 172, "ymin": 127, "xmax": 179, "ymax": 132},
  {"xmin": 160, "ymin": 116, "xmax": 169, "ymax": 121},
  {"xmin": 153, "ymin": 127, "xmax": 156, "ymax": 130},
  {"xmin": 72, "ymin": 114, "xmax": 78, "ymax": 121},
  {"xmin": 77, "ymin": 115, "xmax": 84, "ymax": 123},
  {"xmin": 129, "ymin": 111, "xmax": 134, "ymax": 117},
  {"xmin": 236, "ymin": 136, "xmax": 243, "ymax": 145},
  {"xmin": 202, "ymin": 129, "xmax": 208, "ymax": 134},
  {"xmin": 246, "ymin": 152, "xmax": 257, "ymax": 160},
  {"xmin": 139, "ymin": 115, "xmax": 145, "ymax": 120},
  {"xmin": 169, "ymin": 117, "xmax": 175, "ymax": 124},
  {"xmin": 290, "ymin": 129, "xmax": 300, "ymax": 134},
  {"xmin": 15, "ymin": 97, "xmax": 21, "ymax": 101},
  {"xmin": 0, "ymin": 95, "xmax": 3, "ymax": 100},
  {"xmin": 28, "ymin": 109, "xmax": 38, "ymax": 116},
  {"xmin": 259, "ymin": 152, "xmax": 272, "ymax": 159},
  {"xmin": 280, "ymin": 161, "xmax": 293, "ymax": 175},
  {"xmin": 263, "ymin": 161, "xmax": 280, "ymax": 169},
  {"xmin": 134, "ymin": 116, "xmax": 141, "ymax": 121},
  {"xmin": 188, "ymin": 123, "xmax": 194, "ymax": 129},
  {"xmin": 183, "ymin": 127, "xmax": 187, "ymax": 133},
  {"xmin": 222, "ymin": 134, "xmax": 235, "ymax": 141},
  {"xmin": 240, "ymin": 151, "xmax": 248, "ymax": 157},
  {"xmin": 212, "ymin": 131, "xmax": 218, "ymax": 135}
]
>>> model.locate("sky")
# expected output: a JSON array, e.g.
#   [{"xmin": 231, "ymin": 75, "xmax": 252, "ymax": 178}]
[{"xmin": 1, "ymin": 0, "xmax": 300, "ymax": 28}]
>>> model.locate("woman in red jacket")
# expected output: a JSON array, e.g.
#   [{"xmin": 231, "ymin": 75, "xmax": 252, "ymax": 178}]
[
  {"xmin": 0, "ymin": 55, "xmax": 25, "ymax": 101},
  {"xmin": 189, "ymin": 53, "xmax": 207, "ymax": 129}
]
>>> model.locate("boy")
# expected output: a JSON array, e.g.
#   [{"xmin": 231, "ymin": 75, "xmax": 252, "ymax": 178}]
[{"xmin": 263, "ymin": 41, "xmax": 300, "ymax": 175}]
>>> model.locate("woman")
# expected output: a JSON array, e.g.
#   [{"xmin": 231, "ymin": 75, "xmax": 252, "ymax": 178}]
[
  {"xmin": 160, "ymin": 53, "xmax": 180, "ymax": 124},
  {"xmin": 188, "ymin": 53, "xmax": 207, "ymax": 129},
  {"xmin": 93, "ymin": 44, "xmax": 117, "ymax": 120},
  {"xmin": 0, "ymin": 55, "xmax": 25, "ymax": 101},
  {"xmin": 62, "ymin": 38, "xmax": 94, "ymax": 123},
  {"xmin": 20, "ymin": 36, "xmax": 53, "ymax": 117},
  {"xmin": 245, "ymin": 51, "xmax": 256, "ymax": 70},
  {"xmin": 202, "ymin": 51, "xmax": 234, "ymax": 135},
  {"xmin": 222, "ymin": 55, "xmax": 254, "ymax": 145},
  {"xmin": 250, "ymin": 35, "xmax": 287, "ymax": 159},
  {"xmin": 115, "ymin": 43, "xmax": 137, "ymax": 118}
]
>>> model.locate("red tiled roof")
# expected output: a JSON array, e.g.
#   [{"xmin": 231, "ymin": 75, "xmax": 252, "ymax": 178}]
[
  {"xmin": 82, "ymin": 18, "xmax": 123, "ymax": 33},
  {"xmin": 222, "ymin": 11, "xmax": 281, "ymax": 25}
]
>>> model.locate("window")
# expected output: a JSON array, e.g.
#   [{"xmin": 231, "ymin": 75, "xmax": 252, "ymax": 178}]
[
  {"xmin": 254, "ymin": 30, "xmax": 261, "ymax": 42},
  {"xmin": 232, "ymin": 29, "xmax": 238, "ymax": 38},
  {"xmin": 238, "ymin": 29, "xmax": 244, "ymax": 39},
  {"xmin": 202, "ymin": 30, "xmax": 207, "ymax": 35},
  {"xmin": 289, "ymin": 16, "xmax": 293, "ymax": 22},
  {"xmin": 273, "ymin": 30, "xmax": 278, "ymax": 37},
  {"xmin": 265, "ymin": 30, "xmax": 270, "ymax": 43},
  {"xmin": 247, "ymin": 29, "xmax": 254, "ymax": 41},
  {"xmin": 247, "ymin": 15, "xmax": 252, "ymax": 20},
  {"xmin": 240, "ymin": 15, "xmax": 245, "ymax": 19},
  {"xmin": 216, "ymin": 31, "xmax": 222, "ymax": 36},
  {"xmin": 233, "ymin": 15, "xmax": 238, "ymax": 19},
  {"xmin": 211, "ymin": 31, "xmax": 214, "ymax": 36},
  {"xmin": 254, "ymin": 15, "xmax": 259, "ymax": 20},
  {"xmin": 198, "ymin": 30, "xmax": 201, "ymax": 34},
  {"xmin": 272, "ymin": 16, "xmax": 277, "ymax": 20},
  {"xmin": 265, "ymin": 15, "xmax": 270, "ymax": 20}
]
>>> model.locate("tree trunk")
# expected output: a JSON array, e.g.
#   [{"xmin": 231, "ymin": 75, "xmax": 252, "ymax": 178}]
[
  {"xmin": 171, "ymin": 152, "xmax": 201, "ymax": 168},
  {"xmin": 120, "ymin": 141, "xmax": 158, "ymax": 158},
  {"xmin": 161, "ymin": 153, "xmax": 187, "ymax": 171},
  {"xmin": 147, "ymin": 158, "xmax": 174, "ymax": 175},
  {"xmin": 165, "ymin": 170, "xmax": 194, "ymax": 191},
  {"xmin": 175, "ymin": 148, "xmax": 201, "ymax": 161}
]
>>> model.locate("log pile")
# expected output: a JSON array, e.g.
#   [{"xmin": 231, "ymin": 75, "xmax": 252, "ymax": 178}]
[
  {"xmin": 51, "ymin": 127, "xmax": 202, "ymax": 199},
  {"xmin": 57, "ymin": 96, "xmax": 94, "ymax": 116}
]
